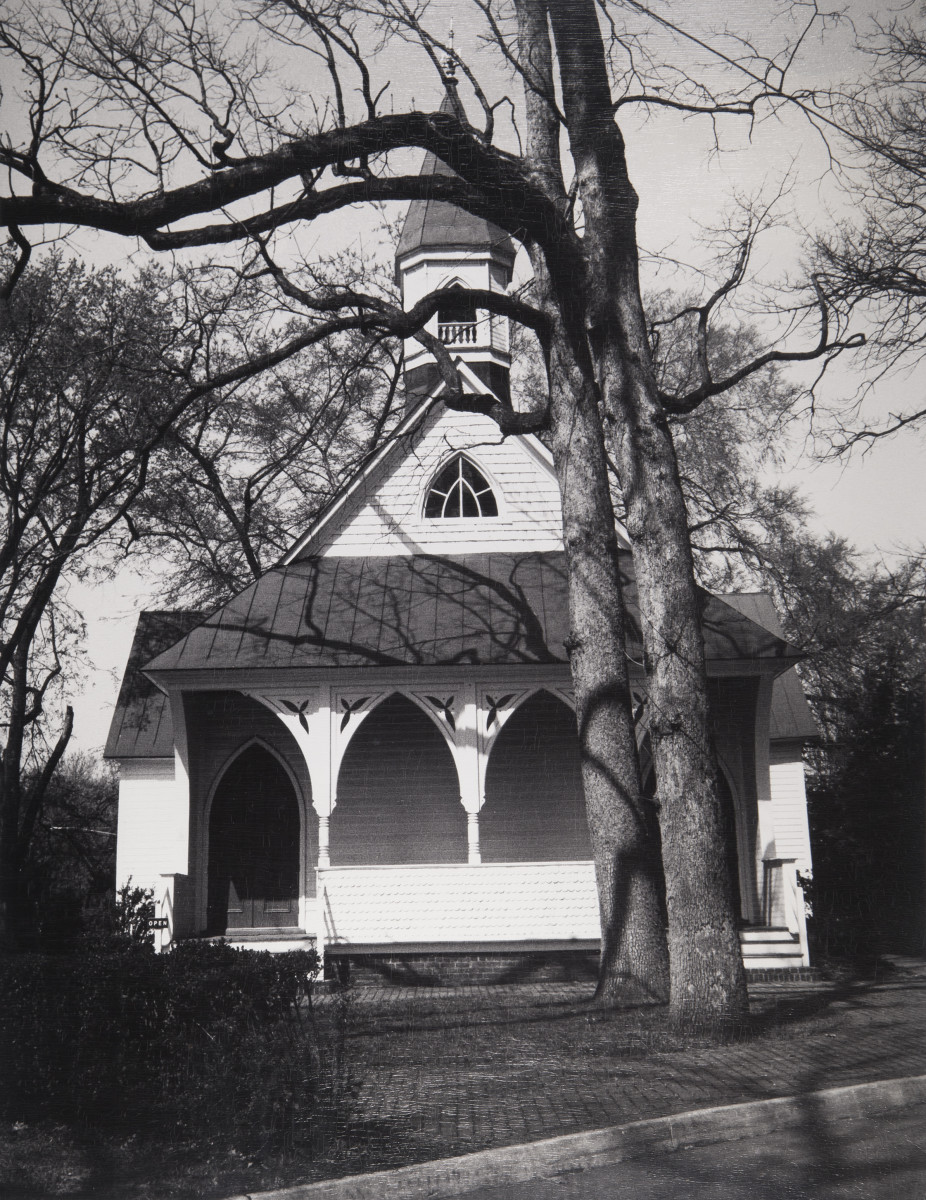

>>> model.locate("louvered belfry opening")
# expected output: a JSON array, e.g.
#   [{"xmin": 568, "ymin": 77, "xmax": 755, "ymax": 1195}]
[
  {"xmin": 480, "ymin": 691, "xmax": 591, "ymax": 862},
  {"xmin": 331, "ymin": 693, "xmax": 466, "ymax": 865}
]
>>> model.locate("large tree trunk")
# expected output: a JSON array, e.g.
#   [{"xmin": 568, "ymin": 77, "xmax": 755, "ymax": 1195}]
[
  {"xmin": 548, "ymin": 0, "xmax": 748, "ymax": 1028},
  {"xmin": 0, "ymin": 642, "xmax": 30, "ymax": 946},
  {"xmin": 544, "ymin": 299, "xmax": 669, "ymax": 1005},
  {"xmin": 515, "ymin": 0, "xmax": 668, "ymax": 1005}
]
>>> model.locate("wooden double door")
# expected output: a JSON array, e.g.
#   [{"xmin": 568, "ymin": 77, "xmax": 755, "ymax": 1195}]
[{"xmin": 207, "ymin": 745, "xmax": 301, "ymax": 932}]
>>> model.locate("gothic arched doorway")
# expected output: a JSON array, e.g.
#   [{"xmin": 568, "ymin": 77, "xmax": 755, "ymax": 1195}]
[{"xmin": 207, "ymin": 743, "xmax": 301, "ymax": 933}]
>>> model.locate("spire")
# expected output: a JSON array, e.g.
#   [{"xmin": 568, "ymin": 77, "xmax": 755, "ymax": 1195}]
[
  {"xmin": 395, "ymin": 73, "xmax": 516, "ymax": 408},
  {"xmin": 395, "ymin": 94, "xmax": 515, "ymax": 264}
]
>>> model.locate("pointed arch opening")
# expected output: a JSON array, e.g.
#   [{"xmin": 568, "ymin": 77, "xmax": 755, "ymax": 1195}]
[
  {"xmin": 332, "ymin": 692, "xmax": 465, "ymax": 865},
  {"xmin": 481, "ymin": 690, "xmax": 591, "ymax": 861},
  {"xmin": 424, "ymin": 455, "xmax": 498, "ymax": 519},
  {"xmin": 437, "ymin": 284, "xmax": 478, "ymax": 344},
  {"xmin": 206, "ymin": 742, "xmax": 301, "ymax": 933}
]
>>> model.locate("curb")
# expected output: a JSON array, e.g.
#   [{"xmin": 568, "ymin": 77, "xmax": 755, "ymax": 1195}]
[{"xmin": 236, "ymin": 1073, "xmax": 926, "ymax": 1200}]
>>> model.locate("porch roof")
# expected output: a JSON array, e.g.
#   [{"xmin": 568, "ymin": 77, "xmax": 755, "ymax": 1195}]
[
  {"xmin": 105, "ymin": 553, "xmax": 805, "ymax": 759},
  {"xmin": 141, "ymin": 551, "xmax": 794, "ymax": 675}
]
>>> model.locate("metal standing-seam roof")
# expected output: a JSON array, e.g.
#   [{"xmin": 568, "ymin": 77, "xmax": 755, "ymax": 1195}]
[
  {"xmin": 104, "ymin": 611, "xmax": 204, "ymax": 759},
  {"xmin": 106, "ymin": 556, "xmax": 810, "ymax": 759},
  {"xmin": 395, "ymin": 95, "xmax": 516, "ymax": 263},
  {"xmin": 144, "ymin": 553, "xmax": 578, "ymax": 673},
  {"xmin": 716, "ymin": 593, "xmax": 819, "ymax": 741},
  {"xmin": 140, "ymin": 551, "xmax": 797, "ymax": 674}
]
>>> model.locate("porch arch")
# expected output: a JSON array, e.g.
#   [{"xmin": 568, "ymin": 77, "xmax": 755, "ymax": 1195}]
[
  {"xmin": 334, "ymin": 688, "xmax": 457, "ymax": 772},
  {"xmin": 205, "ymin": 740, "xmax": 304, "ymax": 934},
  {"xmin": 331, "ymin": 691, "xmax": 466, "ymax": 865},
  {"xmin": 481, "ymin": 689, "xmax": 591, "ymax": 861}
]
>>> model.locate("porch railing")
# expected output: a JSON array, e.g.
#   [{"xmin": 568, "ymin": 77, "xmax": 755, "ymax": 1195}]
[{"xmin": 438, "ymin": 321, "xmax": 478, "ymax": 344}]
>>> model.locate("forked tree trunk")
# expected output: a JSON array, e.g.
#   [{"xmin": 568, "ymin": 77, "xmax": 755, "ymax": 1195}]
[{"xmin": 548, "ymin": 0, "xmax": 749, "ymax": 1028}]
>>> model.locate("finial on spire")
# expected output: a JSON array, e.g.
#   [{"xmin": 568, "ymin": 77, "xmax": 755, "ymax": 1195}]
[{"xmin": 445, "ymin": 18, "xmax": 457, "ymax": 82}]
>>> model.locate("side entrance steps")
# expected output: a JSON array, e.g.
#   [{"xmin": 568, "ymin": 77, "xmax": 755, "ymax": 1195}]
[{"xmin": 740, "ymin": 926, "xmax": 804, "ymax": 970}]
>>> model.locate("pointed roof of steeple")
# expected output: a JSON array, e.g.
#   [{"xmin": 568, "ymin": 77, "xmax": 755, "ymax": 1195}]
[{"xmin": 396, "ymin": 90, "xmax": 516, "ymax": 263}]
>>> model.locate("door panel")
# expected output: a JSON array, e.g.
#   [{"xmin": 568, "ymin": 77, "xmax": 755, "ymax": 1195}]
[{"xmin": 208, "ymin": 745, "xmax": 300, "ymax": 933}]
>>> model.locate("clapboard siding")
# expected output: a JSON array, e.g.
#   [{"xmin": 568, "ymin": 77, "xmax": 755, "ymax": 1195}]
[
  {"xmin": 769, "ymin": 743, "xmax": 813, "ymax": 861},
  {"xmin": 316, "ymin": 406, "xmax": 564, "ymax": 557},
  {"xmin": 319, "ymin": 861, "xmax": 600, "ymax": 944},
  {"xmin": 331, "ymin": 693, "xmax": 467, "ymax": 865},
  {"xmin": 115, "ymin": 760, "xmax": 185, "ymax": 891},
  {"xmin": 481, "ymin": 691, "xmax": 590, "ymax": 861}
]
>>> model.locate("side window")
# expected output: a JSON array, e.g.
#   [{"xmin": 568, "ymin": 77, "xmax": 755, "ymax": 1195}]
[{"xmin": 424, "ymin": 457, "xmax": 499, "ymax": 518}]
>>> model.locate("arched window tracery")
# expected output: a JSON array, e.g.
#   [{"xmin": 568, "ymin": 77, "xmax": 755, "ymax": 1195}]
[{"xmin": 424, "ymin": 456, "xmax": 498, "ymax": 519}]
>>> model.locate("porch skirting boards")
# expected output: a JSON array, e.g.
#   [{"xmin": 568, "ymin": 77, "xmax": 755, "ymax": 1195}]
[{"xmin": 318, "ymin": 861, "xmax": 601, "ymax": 947}]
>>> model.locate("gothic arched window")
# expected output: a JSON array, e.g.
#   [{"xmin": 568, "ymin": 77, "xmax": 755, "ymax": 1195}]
[{"xmin": 424, "ymin": 457, "xmax": 498, "ymax": 518}]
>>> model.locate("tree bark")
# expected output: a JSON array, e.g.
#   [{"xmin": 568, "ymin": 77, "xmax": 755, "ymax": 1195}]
[
  {"xmin": 543, "ymin": 288, "xmax": 669, "ymax": 1005},
  {"xmin": 0, "ymin": 641, "xmax": 30, "ymax": 946},
  {"xmin": 514, "ymin": 0, "xmax": 668, "ymax": 1004},
  {"xmin": 548, "ymin": 0, "xmax": 748, "ymax": 1027}
]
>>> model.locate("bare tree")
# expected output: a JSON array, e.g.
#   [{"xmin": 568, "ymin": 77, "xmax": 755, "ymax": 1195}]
[
  {"xmin": 0, "ymin": 247, "xmax": 393, "ymax": 944},
  {"xmin": 139, "ymin": 326, "xmax": 402, "ymax": 607},
  {"xmin": 813, "ymin": 9, "xmax": 926, "ymax": 446},
  {"xmin": 0, "ymin": 0, "xmax": 858, "ymax": 1024}
]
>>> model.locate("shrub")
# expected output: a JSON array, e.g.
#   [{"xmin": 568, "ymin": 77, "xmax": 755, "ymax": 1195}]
[{"xmin": 0, "ymin": 942, "xmax": 345, "ymax": 1155}]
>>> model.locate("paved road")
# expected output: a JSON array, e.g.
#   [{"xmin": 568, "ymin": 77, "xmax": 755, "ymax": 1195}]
[{"xmin": 457, "ymin": 1102, "xmax": 926, "ymax": 1199}]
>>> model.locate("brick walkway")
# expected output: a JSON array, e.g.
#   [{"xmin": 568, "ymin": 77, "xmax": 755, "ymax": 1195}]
[{"xmin": 316, "ymin": 959, "xmax": 926, "ymax": 1174}]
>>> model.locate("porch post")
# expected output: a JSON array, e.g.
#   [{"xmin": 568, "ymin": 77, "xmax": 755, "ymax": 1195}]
[
  {"xmin": 466, "ymin": 811, "xmax": 481, "ymax": 864},
  {"xmin": 754, "ymin": 672, "xmax": 777, "ymax": 927},
  {"xmin": 317, "ymin": 814, "xmax": 331, "ymax": 868},
  {"xmin": 456, "ymin": 683, "xmax": 483, "ymax": 864}
]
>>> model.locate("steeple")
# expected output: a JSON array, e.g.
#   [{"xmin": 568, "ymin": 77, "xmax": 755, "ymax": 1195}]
[{"xmin": 396, "ymin": 88, "xmax": 516, "ymax": 403}]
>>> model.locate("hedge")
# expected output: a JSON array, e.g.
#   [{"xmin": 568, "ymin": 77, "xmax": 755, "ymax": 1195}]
[{"xmin": 0, "ymin": 941, "xmax": 348, "ymax": 1155}]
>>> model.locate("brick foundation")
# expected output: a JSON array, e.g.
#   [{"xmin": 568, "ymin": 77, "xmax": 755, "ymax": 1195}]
[
  {"xmin": 323, "ymin": 951, "xmax": 823, "ymax": 987},
  {"xmin": 324, "ymin": 948, "xmax": 600, "ymax": 987},
  {"xmin": 745, "ymin": 966, "xmax": 823, "ymax": 983}
]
